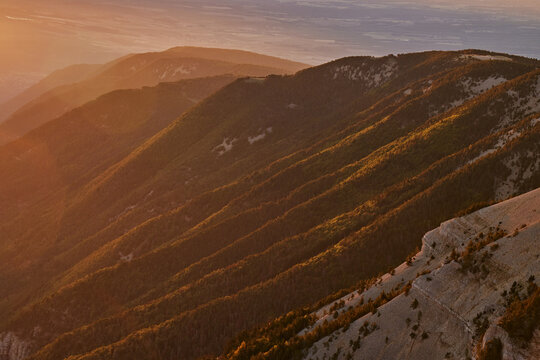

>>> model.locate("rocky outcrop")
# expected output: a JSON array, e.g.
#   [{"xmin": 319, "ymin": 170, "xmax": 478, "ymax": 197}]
[{"xmin": 302, "ymin": 188, "xmax": 540, "ymax": 360}]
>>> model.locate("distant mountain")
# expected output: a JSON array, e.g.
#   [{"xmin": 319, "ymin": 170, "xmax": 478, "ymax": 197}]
[
  {"xmin": 0, "ymin": 74, "xmax": 238, "ymax": 231},
  {"xmin": 0, "ymin": 50, "xmax": 538, "ymax": 360},
  {"xmin": 0, "ymin": 47, "xmax": 308, "ymax": 145},
  {"xmin": 0, "ymin": 64, "xmax": 102, "ymax": 124},
  {"xmin": 0, "ymin": 73, "xmax": 45, "ymax": 108}
]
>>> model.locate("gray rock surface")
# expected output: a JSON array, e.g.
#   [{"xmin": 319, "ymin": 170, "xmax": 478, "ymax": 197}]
[{"xmin": 303, "ymin": 188, "xmax": 540, "ymax": 360}]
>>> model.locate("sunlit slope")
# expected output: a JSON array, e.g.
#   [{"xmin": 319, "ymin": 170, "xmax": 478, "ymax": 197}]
[
  {"xmin": 0, "ymin": 51, "xmax": 470, "ymax": 297},
  {"xmin": 0, "ymin": 75, "xmax": 238, "ymax": 311},
  {"xmin": 0, "ymin": 50, "xmax": 538, "ymax": 360},
  {"xmin": 54, "ymin": 57, "xmax": 538, "ymax": 291},
  {"xmin": 28, "ymin": 73, "xmax": 540, "ymax": 360}
]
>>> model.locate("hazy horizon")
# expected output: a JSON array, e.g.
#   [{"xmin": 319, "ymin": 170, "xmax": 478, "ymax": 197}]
[
  {"xmin": 1, "ymin": 2, "xmax": 539, "ymax": 359},
  {"xmin": 1, "ymin": 0, "xmax": 539, "ymax": 102}
]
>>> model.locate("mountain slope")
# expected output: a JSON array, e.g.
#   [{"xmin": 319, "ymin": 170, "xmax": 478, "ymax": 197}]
[
  {"xmin": 0, "ymin": 75, "xmax": 239, "ymax": 312},
  {"xmin": 0, "ymin": 50, "xmax": 538, "ymax": 360},
  {"xmin": 23, "ymin": 117, "xmax": 539, "ymax": 360},
  {"xmin": 1, "ymin": 50, "xmax": 485, "ymax": 300},
  {"xmin": 224, "ymin": 188, "xmax": 540, "ymax": 359},
  {"xmin": 0, "ymin": 64, "xmax": 102, "ymax": 124},
  {"xmin": 0, "ymin": 47, "xmax": 308, "ymax": 145},
  {"xmin": 0, "ymin": 75, "xmax": 238, "ymax": 207}
]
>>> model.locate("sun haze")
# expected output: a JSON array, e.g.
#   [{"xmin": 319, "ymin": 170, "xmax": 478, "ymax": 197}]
[{"xmin": 1, "ymin": 0, "xmax": 539, "ymax": 102}]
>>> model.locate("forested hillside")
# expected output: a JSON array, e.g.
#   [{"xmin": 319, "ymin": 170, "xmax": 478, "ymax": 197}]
[{"xmin": 0, "ymin": 50, "xmax": 538, "ymax": 360}]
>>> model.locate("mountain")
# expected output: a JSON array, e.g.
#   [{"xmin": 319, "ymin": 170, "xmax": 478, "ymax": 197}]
[
  {"xmin": 0, "ymin": 50, "xmax": 538, "ymax": 360},
  {"xmin": 0, "ymin": 47, "xmax": 308, "ymax": 145},
  {"xmin": 0, "ymin": 74, "xmax": 238, "ymax": 217},
  {"xmin": 0, "ymin": 73, "xmax": 46, "ymax": 110},
  {"xmin": 0, "ymin": 64, "xmax": 103, "ymax": 124},
  {"xmin": 224, "ymin": 188, "xmax": 540, "ymax": 359}
]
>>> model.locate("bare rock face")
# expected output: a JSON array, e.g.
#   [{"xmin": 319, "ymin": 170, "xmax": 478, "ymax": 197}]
[{"xmin": 302, "ymin": 188, "xmax": 540, "ymax": 360}]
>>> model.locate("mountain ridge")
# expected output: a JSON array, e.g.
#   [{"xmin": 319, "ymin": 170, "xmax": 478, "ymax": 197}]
[
  {"xmin": 0, "ymin": 49, "xmax": 538, "ymax": 360},
  {"xmin": 0, "ymin": 47, "xmax": 308, "ymax": 146},
  {"xmin": 0, "ymin": 64, "xmax": 102, "ymax": 124}
]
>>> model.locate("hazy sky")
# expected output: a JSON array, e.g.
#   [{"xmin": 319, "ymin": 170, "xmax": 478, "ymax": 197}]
[{"xmin": 1, "ymin": 0, "xmax": 539, "ymax": 100}]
